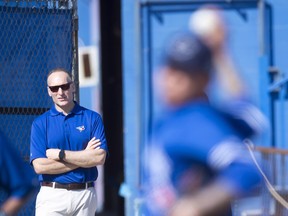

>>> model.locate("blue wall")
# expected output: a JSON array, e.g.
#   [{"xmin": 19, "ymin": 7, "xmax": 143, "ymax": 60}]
[{"xmin": 122, "ymin": 0, "xmax": 288, "ymax": 215}]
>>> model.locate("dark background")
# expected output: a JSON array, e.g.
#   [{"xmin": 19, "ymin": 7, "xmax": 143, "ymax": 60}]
[{"xmin": 99, "ymin": 1, "xmax": 124, "ymax": 216}]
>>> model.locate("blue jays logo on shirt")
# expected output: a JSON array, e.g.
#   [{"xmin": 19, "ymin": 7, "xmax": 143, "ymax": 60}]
[{"xmin": 76, "ymin": 125, "xmax": 85, "ymax": 132}]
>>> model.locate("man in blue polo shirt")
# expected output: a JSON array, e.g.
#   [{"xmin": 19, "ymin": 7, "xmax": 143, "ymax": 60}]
[
  {"xmin": 0, "ymin": 131, "xmax": 36, "ymax": 215},
  {"xmin": 30, "ymin": 68, "xmax": 108, "ymax": 215}
]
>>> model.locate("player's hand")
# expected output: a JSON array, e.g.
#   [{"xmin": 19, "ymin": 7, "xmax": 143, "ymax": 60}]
[
  {"xmin": 46, "ymin": 149, "xmax": 61, "ymax": 160},
  {"xmin": 169, "ymin": 197, "xmax": 201, "ymax": 216},
  {"xmin": 86, "ymin": 137, "xmax": 101, "ymax": 150},
  {"xmin": 189, "ymin": 6, "xmax": 226, "ymax": 55}
]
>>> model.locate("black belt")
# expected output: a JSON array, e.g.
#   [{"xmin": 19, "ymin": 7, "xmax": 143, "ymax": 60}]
[{"xmin": 41, "ymin": 182, "xmax": 94, "ymax": 190}]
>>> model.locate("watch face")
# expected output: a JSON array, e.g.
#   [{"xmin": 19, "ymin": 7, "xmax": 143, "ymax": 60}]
[{"xmin": 59, "ymin": 150, "xmax": 65, "ymax": 160}]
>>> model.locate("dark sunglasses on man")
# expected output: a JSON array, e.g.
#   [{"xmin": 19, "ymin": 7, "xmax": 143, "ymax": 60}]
[{"xmin": 48, "ymin": 82, "xmax": 72, "ymax": 93}]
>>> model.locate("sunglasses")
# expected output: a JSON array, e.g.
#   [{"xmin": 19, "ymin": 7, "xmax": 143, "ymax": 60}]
[{"xmin": 48, "ymin": 82, "xmax": 72, "ymax": 93}]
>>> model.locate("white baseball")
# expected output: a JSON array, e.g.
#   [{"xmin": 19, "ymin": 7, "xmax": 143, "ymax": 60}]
[
  {"xmin": 189, "ymin": 8, "xmax": 221, "ymax": 37},
  {"xmin": 189, "ymin": 7, "xmax": 227, "ymax": 51}
]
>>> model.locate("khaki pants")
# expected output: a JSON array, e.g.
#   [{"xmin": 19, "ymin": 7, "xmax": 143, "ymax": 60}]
[{"xmin": 36, "ymin": 186, "xmax": 97, "ymax": 216}]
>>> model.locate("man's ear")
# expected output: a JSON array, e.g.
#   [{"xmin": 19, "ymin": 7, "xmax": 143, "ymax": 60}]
[
  {"xmin": 47, "ymin": 86, "xmax": 52, "ymax": 97},
  {"xmin": 71, "ymin": 83, "xmax": 76, "ymax": 93}
]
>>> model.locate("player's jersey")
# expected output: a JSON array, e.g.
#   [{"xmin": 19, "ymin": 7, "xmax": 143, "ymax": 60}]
[
  {"xmin": 0, "ymin": 132, "xmax": 36, "ymax": 199},
  {"xmin": 216, "ymin": 97, "xmax": 268, "ymax": 139},
  {"xmin": 143, "ymin": 99, "xmax": 262, "ymax": 216}
]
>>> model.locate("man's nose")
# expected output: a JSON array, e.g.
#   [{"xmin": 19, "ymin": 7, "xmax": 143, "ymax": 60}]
[{"xmin": 57, "ymin": 88, "xmax": 64, "ymax": 94}]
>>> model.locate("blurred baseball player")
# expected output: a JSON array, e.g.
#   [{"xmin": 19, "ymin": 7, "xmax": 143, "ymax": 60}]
[
  {"xmin": 0, "ymin": 131, "xmax": 36, "ymax": 216},
  {"xmin": 143, "ymin": 6, "xmax": 267, "ymax": 216}
]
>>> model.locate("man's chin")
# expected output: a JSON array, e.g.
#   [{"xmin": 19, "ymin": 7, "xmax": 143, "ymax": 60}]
[{"xmin": 56, "ymin": 101, "xmax": 70, "ymax": 107}]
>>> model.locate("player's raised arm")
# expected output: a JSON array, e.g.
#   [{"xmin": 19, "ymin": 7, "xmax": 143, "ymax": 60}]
[
  {"xmin": 189, "ymin": 6, "xmax": 268, "ymax": 138},
  {"xmin": 189, "ymin": 5, "xmax": 244, "ymax": 98}
]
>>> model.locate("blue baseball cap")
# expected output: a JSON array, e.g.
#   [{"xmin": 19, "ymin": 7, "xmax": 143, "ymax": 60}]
[{"xmin": 161, "ymin": 31, "xmax": 213, "ymax": 74}]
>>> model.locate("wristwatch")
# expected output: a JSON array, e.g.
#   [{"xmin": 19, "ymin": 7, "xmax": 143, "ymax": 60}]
[{"xmin": 59, "ymin": 149, "xmax": 65, "ymax": 161}]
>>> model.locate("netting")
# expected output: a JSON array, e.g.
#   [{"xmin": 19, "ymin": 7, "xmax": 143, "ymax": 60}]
[
  {"xmin": 0, "ymin": 0, "xmax": 78, "ymax": 214},
  {"xmin": 233, "ymin": 146, "xmax": 288, "ymax": 216}
]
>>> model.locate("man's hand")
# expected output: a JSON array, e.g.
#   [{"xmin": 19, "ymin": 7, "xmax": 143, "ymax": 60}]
[
  {"xmin": 86, "ymin": 137, "xmax": 101, "ymax": 150},
  {"xmin": 169, "ymin": 197, "xmax": 200, "ymax": 216},
  {"xmin": 189, "ymin": 6, "xmax": 226, "ymax": 55},
  {"xmin": 46, "ymin": 137, "xmax": 102, "ymax": 160}
]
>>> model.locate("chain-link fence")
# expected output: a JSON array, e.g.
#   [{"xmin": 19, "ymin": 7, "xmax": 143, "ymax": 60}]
[{"xmin": 0, "ymin": 0, "xmax": 78, "ymax": 214}]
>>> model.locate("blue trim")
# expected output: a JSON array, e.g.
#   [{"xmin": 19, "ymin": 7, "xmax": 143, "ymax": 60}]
[
  {"xmin": 279, "ymin": 87, "xmax": 286, "ymax": 149},
  {"xmin": 269, "ymin": 77, "xmax": 288, "ymax": 92},
  {"xmin": 140, "ymin": 1, "xmax": 259, "ymax": 12},
  {"xmin": 121, "ymin": 1, "xmax": 142, "ymax": 216},
  {"xmin": 259, "ymin": 55, "xmax": 271, "ymax": 147}
]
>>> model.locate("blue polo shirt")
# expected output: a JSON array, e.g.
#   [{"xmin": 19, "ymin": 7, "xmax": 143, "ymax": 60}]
[
  {"xmin": 30, "ymin": 102, "xmax": 108, "ymax": 183},
  {"xmin": 0, "ymin": 132, "xmax": 36, "ymax": 198}
]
